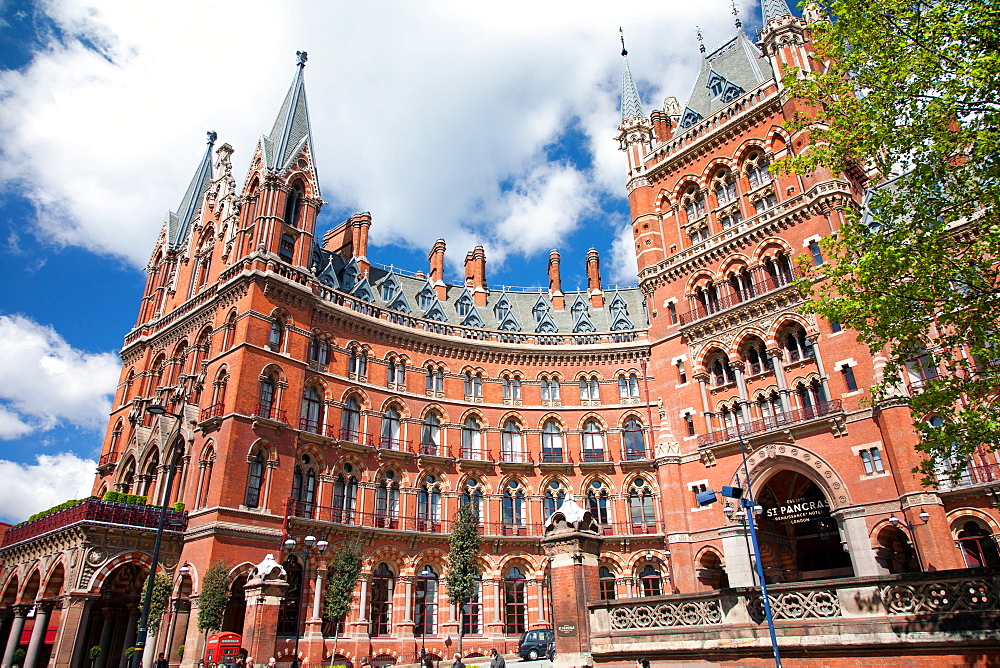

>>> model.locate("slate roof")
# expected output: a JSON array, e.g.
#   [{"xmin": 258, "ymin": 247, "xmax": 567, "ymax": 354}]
[
  {"xmin": 312, "ymin": 246, "xmax": 647, "ymax": 335},
  {"xmin": 262, "ymin": 58, "xmax": 319, "ymax": 194},
  {"xmin": 678, "ymin": 30, "xmax": 773, "ymax": 128},
  {"xmin": 167, "ymin": 134, "xmax": 215, "ymax": 248}
]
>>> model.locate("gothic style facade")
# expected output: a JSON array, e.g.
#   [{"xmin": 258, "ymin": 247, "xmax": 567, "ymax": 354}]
[{"xmin": 3, "ymin": 4, "xmax": 1000, "ymax": 668}]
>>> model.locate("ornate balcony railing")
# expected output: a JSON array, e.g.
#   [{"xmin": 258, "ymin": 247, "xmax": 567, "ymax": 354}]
[
  {"xmin": 2, "ymin": 499, "xmax": 188, "ymax": 548},
  {"xmin": 285, "ymin": 500, "xmax": 663, "ymax": 537},
  {"xmin": 678, "ymin": 272, "xmax": 796, "ymax": 326},
  {"xmin": 98, "ymin": 451, "xmax": 119, "ymax": 467},
  {"xmin": 200, "ymin": 403, "xmax": 224, "ymax": 421},
  {"xmin": 541, "ymin": 450, "xmax": 568, "ymax": 464},
  {"xmin": 337, "ymin": 427, "xmax": 375, "ymax": 447},
  {"xmin": 622, "ymin": 447, "xmax": 649, "ymax": 461},
  {"xmin": 254, "ymin": 403, "xmax": 287, "ymax": 424},
  {"xmin": 379, "ymin": 436, "xmax": 412, "ymax": 453},
  {"xmin": 938, "ymin": 462, "xmax": 1000, "ymax": 491},
  {"xmin": 697, "ymin": 399, "xmax": 843, "ymax": 448}
]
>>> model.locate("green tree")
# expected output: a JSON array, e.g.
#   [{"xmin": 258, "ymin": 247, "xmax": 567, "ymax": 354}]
[
  {"xmin": 444, "ymin": 502, "xmax": 481, "ymax": 657},
  {"xmin": 197, "ymin": 561, "xmax": 230, "ymax": 634},
  {"xmin": 148, "ymin": 573, "xmax": 174, "ymax": 633},
  {"xmin": 323, "ymin": 536, "xmax": 364, "ymax": 667},
  {"xmin": 778, "ymin": 0, "xmax": 1000, "ymax": 479}
]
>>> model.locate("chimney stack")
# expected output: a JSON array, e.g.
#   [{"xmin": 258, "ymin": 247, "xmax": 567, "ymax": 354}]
[
  {"xmin": 428, "ymin": 239, "xmax": 447, "ymax": 300},
  {"xmin": 586, "ymin": 248, "xmax": 604, "ymax": 308},
  {"xmin": 650, "ymin": 109, "xmax": 673, "ymax": 143},
  {"xmin": 351, "ymin": 211, "xmax": 372, "ymax": 276},
  {"xmin": 548, "ymin": 249, "xmax": 565, "ymax": 310},
  {"xmin": 470, "ymin": 245, "xmax": 488, "ymax": 306}
]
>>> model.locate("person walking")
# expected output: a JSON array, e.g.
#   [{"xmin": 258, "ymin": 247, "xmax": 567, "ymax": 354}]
[
  {"xmin": 489, "ymin": 648, "xmax": 505, "ymax": 668},
  {"xmin": 451, "ymin": 654, "xmax": 465, "ymax": 668},
  {"xmin": 154, "ymin": 654, "xmax": 169, "ymax": 668}
]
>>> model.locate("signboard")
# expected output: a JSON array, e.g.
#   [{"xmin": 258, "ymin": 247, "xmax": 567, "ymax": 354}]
[
  {"xmin": 557, "ymin": 622, "xmax": 577, "ymax": 637},
  {"xmin": 764, "ymin": 496, "xmax": 830, "ymax": 524}
]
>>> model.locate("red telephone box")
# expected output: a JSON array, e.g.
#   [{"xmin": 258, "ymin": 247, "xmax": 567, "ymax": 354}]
[{"xmin": 203, "ymin": 632, "xmax": 243, "ymax": 666}]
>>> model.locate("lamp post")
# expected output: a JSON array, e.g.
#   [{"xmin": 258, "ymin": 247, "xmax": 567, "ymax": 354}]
[
  {"xmin": 282, "ymin": 535, "xmax": 329, "ymax": 668},
  {"xmin": 888, "ymin": 508, "xmax": 930, "ymax": 571},
  {"xmin": 414, "ymin": 565, "xmax": 435, "ymax": 668},
  {"xmin": 132, "ymin": 404, "xmax": 185, "ymax": 668}
]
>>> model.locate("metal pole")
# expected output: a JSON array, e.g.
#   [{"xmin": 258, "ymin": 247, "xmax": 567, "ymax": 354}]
[
  {"xmin": 291, "ymin": 551, "xmax": 307, "ymax": 668},
  {"xmin": 738, "ymin": 435, "xmax": 781, "ymax": 667},
  {"xmin": 132, "ymin": 418, "xmax": 183, "ymax": 668}
]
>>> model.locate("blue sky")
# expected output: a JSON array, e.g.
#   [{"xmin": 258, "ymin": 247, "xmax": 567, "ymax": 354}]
[{"xmin": 0, "ymin": 0, "xmax": 767, "ymax": 522}]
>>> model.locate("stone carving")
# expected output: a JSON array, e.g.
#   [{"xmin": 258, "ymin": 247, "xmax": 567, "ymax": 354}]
[
  {"xmin": 253, "ymin": 553, "xmax": 286, "ymax": 580},
  {"xmin": 748, "ymin": 589, "xmax": 841, "ymax": 622},
  {"xmin": 609, "ymin": 599, "xmax": 722, "ymax": 629},
  {"xmin": 881, "ymin": 579, "xmax": 997, "ymax": 614}
]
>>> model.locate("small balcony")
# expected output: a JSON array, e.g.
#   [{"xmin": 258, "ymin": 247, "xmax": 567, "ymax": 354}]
[
  {"xmin": 2, "ymin": 498, "xmax": 188, "ymax": 548},
  {"xmin": 678, "ymin": 272, "xmax": 796, "ymax": 326},
  {"xmin": 698, "ymin": 399, "xmax": 843, "ymax": 448},
  {"xmin": 98, "ymin": 451, "xmax": 119, "ymax": 467},
  {"xmin": 337, "ymin": 427, "xmax": 375, "ymax": 447},
  {"xmin": 254, "ymin": 403, "xmax": 287, "ymax": 424},
  {"xmin": 200, "ymin": 402, "xmax": 224, "ymax": 422},
  {"xmin": 938, "ymin": 462, "xmax": 1000, "ymax": 492}
]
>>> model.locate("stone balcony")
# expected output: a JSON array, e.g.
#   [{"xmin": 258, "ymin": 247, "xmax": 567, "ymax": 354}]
[{"xmin": 588, "ymin": 569, "xmax": 1000, "ymax": 662}]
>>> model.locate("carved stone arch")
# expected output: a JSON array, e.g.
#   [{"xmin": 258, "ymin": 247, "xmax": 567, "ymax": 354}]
[
  {"xmin": 259, "ymin": 362, "xmax": 288, "ymax": 385},
  {"xmin": 769, "ymin": 313, "xmax": 817, "ymax": 342},
  {"xmin": 116, "ymin": 452, "xmax": 138, "ymax": 484},
  {"xmin": 704, "ymin": 156, "xmax": 735, "ymax": 181},
  {"xmin": 752, "ymin": 237, "xmax": 794, "ymax": 264},
  {"xmin": 498, "ymin": 410, "xmax": 525, "ymax": 428},
  {"xmin": 331, "ymin": 453, "xmax": 366, "ymax": 477},
  {"xmin": 87, "ymin": 552, "xmax": 155, "ymax": 595},
  {"xmin": 684, "ymin": 269, "xmax": 718, "ymax": 293},
  {"xmin": 41, "ymin": 559, "xmax": 67, "ymax": 597},
  {"xmin": 474, "ymin": 554, "xmax": 498, "ymax": 578},
  {"xmin": 598, "ymin": 552, "xmax": 627, "ymax": 574},
  {"xmin": 285, "ymin": 173, "xmax": 317, "ymax": 199},
  {"xmin": 500, "ymin": 473, "xmax": 529, "ymax": 490},
  {"xmin": 199, "ymin": 441, "xmax": 217, "ymax": 461},
  {"xmin": 538, "ymin": 473, "xmax": 572, "ymax": 495},
  {"xmin": 578, "ymin": 411, "xmax": 610, "ymax": 431},
  {"xmin": 622, "ymin": 470, "xmax": 657, "ymax": 491},
  {"xmin": 269, "ymin": 306, "xmax": 294, "ymax": 329},
  {"xmin": 947, "ymin": 508, "xmax": 1000, "ymax": 536},
  {"xmin": 227, "ymin": 561, "xmax": 257, "ymax": 585},
  {"xmin": 694, "ymin": 341, "xmax": 731, "ymax": 372},
  {"xmin": 303, "ymin": 374, "xmax": 331, "ymax": 397},
  {"xmin": 719, "ymin": 254, "xmax": 753, "ymax": 276},
  {"xmin": 459, "ymin": 407, "xmax": 488, "ymax": 425},
  {"xmin": 535, "ymin": 370, "xmax": 563, "ymax": 381},
  {"xmin": 738, "ymin": 442, "xmax": 852, "ymax": 509},
  {"xmin": 420, "ymin": 402, "xmax": 451, "ymax": 425},
  {"xmin": 373, "ymin": 463, "xmax": 409, "ymax": 487},
  {"xmin": 340, "ymin": 387, "xmax": 372, "ymax": 411},
  {"xmin": 653, "ymin": 188, "xmax": 672, "ymax": 213},
  {"xmin": 732, "ymin": 327, "xmax": 770, "ymax": 356},
  {"xmin": 497, "ymin": 553, "xmax": 540, "ymax": 578},
  {"xmin": 787, "ymin": 371, "xmax": 824, "ymax": 388},
  {"xmin": 363, "ymin": 546, "xmax": 407, "ymax": 572},
  {"xmin": 734, "ymin": 140, "xmax": 770, "ymax": 171},
  {"xmin": 694, "ymin": 544, "xmax": 725, "ymax": 567},
  {"xmin": 767, "ymin": 125, "xmax": 792, "ymax": 154},
  {"xmin": 673, "ymin": 175, "xmax": 705, "ymax": 200},
  {"xmin": 1, "ymin": 573, "xmax": 19, "ymax": 605},
  {"xmin": 295, "ymin": 442, "xmax": 326, "ymax": 472},
  {"xmin": 616, "ymin": 411, "xmax": 647, "ymax": 430},
  {"xmin": 247, "ymin": 437, "xmax": 277, "ymax": 461},
  {"xmin": 379, "ymin": 396, "xmax": 411, "ymax": 418},
  {"xmin": 582, "ymin": 471, "xmax": 616, "ymax": 494},
  {"xmin": 713, "ymin": 396, "xmax": 743, "ymax": 412},
  {"xmin": 411, "ymin": 547, "xmax": 449, "ymax": 574},
  {"xmin": 750, "ymin": 384, "xmax": 782, "ymax": 401},
  {"xmin": 458, "ymin": 471, "xmax": 493, "ymax": 495},
  {"xmin": 416, "ymin": 465, "xmax": 450, "ymax": 488},
  {"xmin": 626, "ymin": 549, "xmax": 666, "ymax": 571}
]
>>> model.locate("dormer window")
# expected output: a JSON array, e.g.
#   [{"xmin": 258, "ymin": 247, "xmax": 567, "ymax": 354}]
[
  {"xmin": 457, "ymin": 293, "xmax": 474, "ymax": 317},
  {"xmin": 418, "ymin": 284, "xmax": 436, "ymax": 311}
]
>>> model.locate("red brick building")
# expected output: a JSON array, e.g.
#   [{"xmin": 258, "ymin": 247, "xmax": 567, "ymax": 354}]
[{"xmin": 3, "ymin": 5, "xmax": 1000, "ymax": 668}]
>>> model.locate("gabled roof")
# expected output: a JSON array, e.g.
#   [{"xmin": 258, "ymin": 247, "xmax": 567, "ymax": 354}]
[
  {"xmin": 679, "ymin": 30, "xmax": 772, "ymax": 127},
  {"xmin": 167, "ymin": 133, "xmax": 215, "ymax": 248},
  {"xmin": 262, "ymin": 52, "xmax": 319, "ymax": 193},
  {"xmin": 350, "ymin": 277, "xmax": 375, "ymax": 303}
]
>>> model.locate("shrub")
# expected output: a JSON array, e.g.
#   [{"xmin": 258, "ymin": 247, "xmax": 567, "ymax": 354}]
[{"xmin": 172, "ymin": 501, "xmax": 185, "ymax": 512}]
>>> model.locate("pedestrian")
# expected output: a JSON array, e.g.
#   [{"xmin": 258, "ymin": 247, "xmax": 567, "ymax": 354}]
[
  {"xmin": 452, "ymin": 654, "xmax": 465, "ymax": 668},
  {"xmin": 422, "ymin": 654, "xmax": 434, "ymax": 668},
  {"xmin": 247, "ymin": 658, "xmax": 255, "ymax": 668},
  {"xmin": 489, "ymin": 648, "xmax": 505, "ymax": 668},
  {"xmin": 236, "ymin": 655, "xmax": 246, "ymax": 668},
  {"xmin": 155, "ymin": 654, "xmax": 169, "ymax": 668},
  {"xmin": 636, "ymin": 658, "xmax": 650, "ymax": 668},
  {"xmin": 267, "ymin": 659, "xmax": 277, "ymax": 668}
]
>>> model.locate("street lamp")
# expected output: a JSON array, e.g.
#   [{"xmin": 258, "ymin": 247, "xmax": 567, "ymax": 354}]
[
  {"xmin": 415, "ymin": 565, "xmax": 435, "ymax": 668},
  {"xmin": 282, "ymin": 535, "xmax": 329, "ymax": 668},
  {"xmin": 132, "ymin": 404, "xmax": 186, "ymax": 668},
  {"xmin": 888, "ymin": 508, "xmax": 931, "ymax": 571}
]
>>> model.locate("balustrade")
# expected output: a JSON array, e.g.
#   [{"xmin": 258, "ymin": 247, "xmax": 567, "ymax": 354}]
[
  {"xmin": 698, "ymin": 400, "xmax": 842, "ymax": 447},
  {"xmin": 2, "ymin": 499, "xmax": 188, "ymax": 547}
]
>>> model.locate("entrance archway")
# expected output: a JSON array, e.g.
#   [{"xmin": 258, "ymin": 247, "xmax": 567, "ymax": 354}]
[
  {"xmin": 956, "ymin": 520, "xmax": 1000, "ymax": 567},
  {"xmin": 81, "ymin": 563, "xmax": 146, "ymax": 668},
  {"xmin": 875, "ymin": 526, "xmax": 919, "ymax": 574},
  {"xmin": 755, "ymin": 470, "xmax": 854, "ymax": 583}
]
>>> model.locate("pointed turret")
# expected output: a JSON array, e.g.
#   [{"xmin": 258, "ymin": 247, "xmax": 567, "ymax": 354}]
[
  {"xmin": 619, "ymin": 30, "xmax": 644, "ymax": 122},
  {"xmin": 262, "ymin": 50, "xmax": 320, "ymax": 196},
  {"xmin": 167, "ymin": 131, "xmax": 216, "ymax": 248},
  {"xmin": 762, "ymin": 0, "xmax": 792, "ymax": 25}
]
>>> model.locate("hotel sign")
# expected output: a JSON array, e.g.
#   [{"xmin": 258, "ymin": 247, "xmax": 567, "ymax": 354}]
[{"xmin": 765, "ymin": 496, "xmax": 830, "ymax": 524}]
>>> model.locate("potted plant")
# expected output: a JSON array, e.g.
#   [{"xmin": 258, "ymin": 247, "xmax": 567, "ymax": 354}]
[{"xmin": 12, "ymin": 648, "xmax": 26, "ymax": 668}]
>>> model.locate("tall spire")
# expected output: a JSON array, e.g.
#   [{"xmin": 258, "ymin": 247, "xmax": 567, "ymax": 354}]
[
  {"xmin": 168, "ymin": 131, "xmax": 216, "ymax": 247},
  {"xmin": 619, "ymin": 28, "xmax": 644, "ymax": 122},
  {"xmin": 762, "ymin": 0, "xmax": 792, "ymax": 25},
  {"xmin": 263, "ymin": 50, "xmax": 317, "ymax": 176}
]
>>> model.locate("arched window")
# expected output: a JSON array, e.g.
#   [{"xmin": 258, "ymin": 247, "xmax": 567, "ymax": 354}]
[
  {"xmin": 501, "ymin": 419, "xmax": 522, "ymax": 463},
  {"xmin": 712, "ymin": 169, "xmax": 738, "ymax": 205},
  {"xmin": 461, "ymin": 416, "xmax": 482, "ymax": 460},
  {"xmin": 258, "ymin": 375, "xmax": 276, "ymax": 420},
  {"xmin": 301, "ymin": 386, "xmax": 324, "ymax": 433},
  {"xmin": 284, "ymin": 181, "xmax": 305, "ymax": 227},
  {"xmin": 540, "ymin": 376, "xmax": 560, "ymax": 403},
  {"xmin": 461, "ymin": 575, "xmax": 483, "ymax": 635},
  {"xmin": 375, "ymin": 470, "xmax": 400, "ymax": 528},
  {"xmin": 460, "ymin": 477, "xmax": 484, "ymax": 520},
  {"xmin": 502, "ymin": 375, "xmax": 522, "ymax": 403},
  {"xmin": 957, "ymin": 521, "xmax": 1000, "ymax": 568},
  {"xmin": 340, "ymin": 397, "xmax": 362, "ymax": 443},
  {"xmin": 781, "ymin": 323, "xmax": 813, "ymax": 362},
  {"xmin": 742, "ymin": 337, "xmax": 771, "ymax": 375},
  {"xmin": 417, "ymin": 475, "xmax": 442, "ymax": 530},
  {"xmin": 244, "ymin": 450, "xmax": 265, "ymax": 508},
  {"xmin": 503, "ymin": 567, "xmax": 527, "ymax": 635},
  {"xmin": 541, "ymin": 420, "xmax": 563, "ymax": 463},
  {"xmin": 278, "ymin": 233, "xmax": 295, "ymax": 263},
  {"xmin": 269, "ymin": 317, "xmax": 284, "ymax": 349},
  {"xmin": 682, "ymin": 186, "xmax": 707, "ymax": 222},
  {"xmin": 797, "ymin": 379, "xmax": 827, "ymax": 416},
  {"xmin": 694, "ymin": 283, "xmax": 720, "ymax": 315},
  {"xmin": 414, "ymin": 565, "xmax": 439, "ymax": 635},
  {"xmin": 745, "ymin": 152, "xmax": 771, "ymax": 189},
  {"xmin": 387, "ymin": 358, "xmax": 406, "ymax": 387},
  {"xmin": 708, "ymin": 352, "xmax": 736, "ymax": 386},
  {"xmin": 543, "ymin": 479, "xmax": 567, "ymax": 519},
  {"xmin": 421, "ymin": 411, "xmax": 441, "ymax": 456},
  {"xmin": 582, "ymin": 420, "xmax": 605, "ymax": 462},
  {"xmin": 622, "ymin": 418, "xmax": 645, "ymax": 459},
  {"xmin": 639, "ymin": 564, "xmax": 663, "ymax": 596},
  {"xmin": 587, "ymin": 479, "xmax": 610, "ymax": 525},
  {"xmin": 222, "ymin": 310, "xmax": 238, "ymax": 351},
  {"xmin": 579, "ymin": 376, "xmax": 600, "ymax": 402},
  {"xmin": 381, "ymin": 406, "xmax": 403, "ymax": 450},
  {"xmin": 309, "ymin": 336, "xmax": 329, "ymax": 366},
  {"xmin": 291, "ymin": 455, "xmax": 316, "ymax": 518},
  {"xmin": 599, "ymin": 566, "xmax": 617, "ymax": 600},
  {"xmin": 464, "ymin": 371, "xmax": 483, "ymax": 399},
  {"xmin": 425, "ymin": 365, "xmax": 444, "ymax": 394},
  {"xmin": 763, "ymin": 252, "xmax": 793, "ymax": 287},
  {"xmin": 618, "ymin": 373, "xmax": 639, "ymax": 400},
  {"xmin": 348, "ymin": 348, "xmax": 368, "ymax": 378},
  {"xmin": 332, "ymin": 464, "xmax": 358, "ymax": 524},
  {"xmin": 502, "ymin": 480, "xmax": 525, "ymax": 529},
  {"xmin": 629, "ymin": 477, "xmax": 656, "ymax": 527},
  {"xmin": 369, "ymin": 563, "xmax": 395, "ymax": 637}
]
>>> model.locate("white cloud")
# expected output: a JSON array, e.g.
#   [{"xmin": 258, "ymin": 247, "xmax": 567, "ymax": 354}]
[
  {"xmin": 0, "ymin": 0, "xmax": 738, "ymax": 272},
  {"xmin": 0, "ymin": 314, "xmax": 120, "ymax": 437},
  {"xmin": 0, "ymin": 452, "xmax": 97, "ymax": 523},
  {"xmin": 608, "ymin": 221, "xmax": 640, "ymax": 285}
]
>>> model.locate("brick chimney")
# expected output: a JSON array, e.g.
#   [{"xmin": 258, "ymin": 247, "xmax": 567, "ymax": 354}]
[
  {"xmin": 469, "ymin": 245, "xmax": 488, "ymax": 306},
  {"xmin": 586, "ymin": 248, "xmax": 604, "ymax": 308},
  {"xmin": 548, "ymin": 249, "xmax": 564, "ymax": 310},
  {"xmin": 351, "ymin": 211, "xmax": 372, "ymax": 276},
  {"xmin": 650, "ymin": 109, "xmax": 673, "ymax": 143},
  {"xmin": 428, "ymin": 239, "xmax": 447, "ymax": 300}
]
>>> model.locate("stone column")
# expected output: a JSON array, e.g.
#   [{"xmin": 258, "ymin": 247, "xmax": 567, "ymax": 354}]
[
  {"xmin": 541, "ymin": 499, "xmax": 602, "ymax": 668},
  {"xmin": 808, "ymin": 335, "xmax": 833, "ymax": 401},
  {"xmin": 768, "ymin": 349, "xmax": 791, "ymax": 413},
  {"xmin": 23, "ymin": 601, "xmax": 56, "ymax": 668},
  {"xmin": 1, "ymin": 605, "xmax": 30, "ymax": 668},
  {"xmin": 834, "ymin": 508, "xmax": 882, "ymax": 577},
  {"xmin": 52, "ymin": 594, "xmax": 94, "ymax": 668},
  {"xmin": 533, "ymin": 580, "xmax": 547, "ymax": 627},
  {"xmin": 167, "ymin": 601, "xmax": 190, "ymax": 667},
  {"xmin": 720, "ymin": 525, "xmax": 755, "ymax": 588},
  {"xmin": 121, "ymin": 608, "xmax": 139, "ymax": 668}
]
